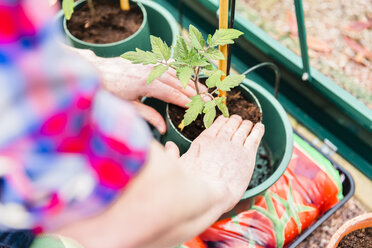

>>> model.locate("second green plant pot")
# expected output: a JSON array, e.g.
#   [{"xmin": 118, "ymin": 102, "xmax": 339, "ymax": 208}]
[
  {"xmin": 63, "ymin": 0, "xmax": 151, "ymax": 57},
  {"xmin": 61, "ymin": 0, "xmax": 179, "ymax": 57}
]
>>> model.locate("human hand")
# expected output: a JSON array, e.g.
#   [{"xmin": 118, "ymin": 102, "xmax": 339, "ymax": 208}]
[
  {"xmin": 70, "ymin": 48, "xmax": 202, "ymax": 134},
  {"xmin": 165, "ymin": 115, "xmax": 265, "ymax": 212}
]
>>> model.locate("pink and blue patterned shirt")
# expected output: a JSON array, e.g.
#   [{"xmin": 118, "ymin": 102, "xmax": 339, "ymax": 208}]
[{"xmin": 0, "ymin": 0, "xmax": 151, "ymax": 233}]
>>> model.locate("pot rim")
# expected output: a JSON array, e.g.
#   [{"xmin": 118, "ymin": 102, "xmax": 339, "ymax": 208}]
[
  {"xmin": 327, "ymin": 212, "xmax": 372, "ymax": 248},
  {"xmin": 241, "ymin": 78, "xmax": 293, "ymax": 199},
  {"xmin": 63, "ymin": 0, "xmax": 148, "ymax": 47},
  {"xmin": 165, "ymin": 83, "xmax": 263, "ymax": 144}
]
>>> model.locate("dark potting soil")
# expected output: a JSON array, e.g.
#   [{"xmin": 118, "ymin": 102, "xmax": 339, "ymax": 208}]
[
  {"xmin": 337, "ymin": 227, "xmax": 372, "ymax": 248},
  {"xmin": 169, "ymin": 88, "xmax": 271, "ymax": 188},
  {"xmin": 248, "ymin": 144, "xmax": 272, "ymax": 189},
  {"xmin": 169, "ymin": 88, "xmax": 262, "ymax": 141},
  {"xmin": 66, "ymin": 0, "xmax": 143, "ymax": 44}
]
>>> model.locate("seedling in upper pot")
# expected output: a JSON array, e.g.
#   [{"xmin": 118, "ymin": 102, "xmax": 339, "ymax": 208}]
[
  {"xmin": 122, "ymin": 25, "xmax": 244, "ymax": 129},
  {"xmin": 63, "ymin": 0, "xmax": 95, "ymax": 20},
  {"xmin": 62, "ymin": 0, "xmax": 130, "ymax": 21}
]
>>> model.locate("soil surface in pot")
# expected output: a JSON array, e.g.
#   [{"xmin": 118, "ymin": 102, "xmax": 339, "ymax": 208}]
[
  {"xmin": 337, "ymin": 227, "xmax": 372, "ymax": 248},
  {"xmin": 169, "ymin": 88, "xmax": 271, "ymax": 189},
  {"xmin": 67, "ymin": 0, "xmax": 143, "ymax": 44}
]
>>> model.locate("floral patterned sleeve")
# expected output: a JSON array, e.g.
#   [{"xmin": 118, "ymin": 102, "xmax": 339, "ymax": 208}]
[{"xmin": 0, "ymin": 0, "xmax": 151, "ymax": 232}]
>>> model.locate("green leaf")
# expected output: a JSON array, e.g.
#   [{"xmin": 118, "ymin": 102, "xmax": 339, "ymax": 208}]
[
  {"xmin": 216, "ymin": 97, "xmax": 229, "ymax": 117},
  {"xmin": 216, "ymin": 74, "xmax": 245, "ymax": 91},
  {"xmin": 207, "ymin": 34, "xmax": 212, "ymax": 45},
  {"xmin": 173, "ymin": 36, "xmax": 189, "ymax": 60},
  {"xmin": 189, "ymin": 24, "xmax": 205, "ymax": 50},
  {"xmin": 184, "ymin": 95, "xmax": 204, "ymax": 126},
  {"xmin": 203, "ymin": 100, "xmax": 216, "ymax": 128},
  {"xmin": 206, "ymin": 70, "xmax": 224, "ymax": 88},
  {"xmin": 150, "ymin": 36, "xmax": 171, "ymax": 61},
  {"xmin": 204, "ymin": 64, "xmax": 216, "ymax": 71},
  {"xmin": 201, "ymin": 64, "xmax": 217, "ymax": 76},
  {"xmin": 121, "ymin": 48, "xmax": 158, "ymax": 65},
  {"xmin": 146, "ymin": 64, "xmax": 168, "ymax": 85},
  {"xmin": 63, "ymin": 0, "xmax": 75, "ymax": 20},
  {"xmin": 177, "ymin": 67, "xmax": 194, "ymax": 88},
  {"xmin": 204, "ymin": 47, "xmax": 225, "ymax": 60},
  {"xmin": 169, "ymin": 61, "xmax": 188, "ymax": 68},
  {"xmin": 208, "ymin": 29, "xmax": 244, "ymax": 47}
]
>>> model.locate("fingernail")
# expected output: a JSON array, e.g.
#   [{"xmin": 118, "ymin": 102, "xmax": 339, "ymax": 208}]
[
  {"xmin": 218, "ymin": 115, "xmax": 228, "ymax": 120},
  {"xmin": 231, "ymin": 115, "xmax": 242, "ymax": 120}
]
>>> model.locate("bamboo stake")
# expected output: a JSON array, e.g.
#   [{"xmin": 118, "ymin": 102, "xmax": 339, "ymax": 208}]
[
  {"xmin": 120, "ymin": 0, "xmax": 130, "ymax": 11},
  {"xmin": 218, "ymin": 0, "xmax": 229, "ymax": 99}
]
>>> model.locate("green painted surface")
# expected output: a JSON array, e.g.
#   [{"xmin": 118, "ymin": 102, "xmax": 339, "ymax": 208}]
[{"xmin": 294, "ymin": 0, "xmax": 311, "ymax": 81}]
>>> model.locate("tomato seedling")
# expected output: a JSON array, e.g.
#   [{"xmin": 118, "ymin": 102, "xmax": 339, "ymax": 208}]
[{"xmin": 122, "ymin": 25, "xmax": 245, "ymax": 129}]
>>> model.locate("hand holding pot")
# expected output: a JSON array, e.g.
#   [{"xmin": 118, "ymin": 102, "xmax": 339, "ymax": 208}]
[
  {"xmin": 69, "ymin": 48, "xmax": 201, "ymax": 134},
  {"xmin": 166, "ymin": 115, "xmax": 265, "ymax": 211}
]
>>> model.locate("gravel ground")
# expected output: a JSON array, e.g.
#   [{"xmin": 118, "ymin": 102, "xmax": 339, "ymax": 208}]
[
  {"xmin": 297, "ymin": 197, "xmax": 367, "ymax": 248},
  {"xmin": 236, "ymin": 0, "xmax": 372, "ymax": 108}
]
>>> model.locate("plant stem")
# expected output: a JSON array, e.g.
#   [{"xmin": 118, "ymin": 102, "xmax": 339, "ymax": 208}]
[
  {"xmin": 87, "ymin": 0, "xmax": 95, "ymax": 18},
  {"xmin": 194, "ymin": 67, "xmax": 201, "ymax": 95}
]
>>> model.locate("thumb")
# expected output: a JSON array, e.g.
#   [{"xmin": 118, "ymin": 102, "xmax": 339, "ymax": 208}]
[
  {"xmin": 165, "ymin": 141, "xmax": 180, "ymax": 159},
  {"xmin": 132, "ymin": 101, "xmax": 166, "ymax": 134}
]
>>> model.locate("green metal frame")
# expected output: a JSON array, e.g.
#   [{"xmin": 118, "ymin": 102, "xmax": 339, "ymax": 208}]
[
  {"xmin": 294, "ymin": 0, "xmax": 311, "ymax": 82},
  {"xmin": 153, "ymin": 0, "xmax": 372, "ymax": 180}
]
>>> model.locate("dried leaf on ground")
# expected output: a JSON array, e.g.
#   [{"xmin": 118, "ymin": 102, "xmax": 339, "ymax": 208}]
[
  {"xmin": 343, "ymin": 35, "xmax": 372, "ymax": 61},
  {"xmin": 346, "ymin": 20, "xmax": 372, "ymax": 32}
]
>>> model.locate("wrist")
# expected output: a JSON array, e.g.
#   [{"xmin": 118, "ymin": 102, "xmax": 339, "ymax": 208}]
[{"xmin": 181, "ymin": 166, "xmax": 234, "ymax": 214}]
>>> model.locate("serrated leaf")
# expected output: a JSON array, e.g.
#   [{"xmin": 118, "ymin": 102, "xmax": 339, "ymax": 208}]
[
  {"xmin": 146, "ymin": 64, "xmax": 168, "ymax": 85},
  {"xmin": 169, "ymin": 61, "xmax": 188, "ymax": 68},
  {"xmin": 185, "ymin": 49, "xmax": 210, "ymax": 67},
  {"xmin": 204, "ymin": 64, "xmax": 216, "ymax": 71},
  {"xmin": 63, "ymin": 0, "xmax": 75, "ymax": 20},
  {"xmin": 173, "ymin": 36, "xmax": 189, "ymax": 60},
  {"xmin": 177, "ymin": 67, "xmax": 194, "ymax": 88},
  {"xmin": 204, "ymin": 48, "xmax": 225, "ymax": 60},
  {"xmin": 186, "ymin": 48, "xmax": 209, "ymax": 67},
  {"xmin": 150, "ymin": 36, "xmax": 171, "ymax": 61},
  {"xmin": 184, "ymin": 95, "xmax": 204, "ymax": 126},
  {"xmin": 206, "ymin": 70, "xmax": 224, "ymax": 88},
  {"xmin": 203, "ymin": 100, "xmax": 216, "ymax": 128},
  {"xmin": 192, "ymin": 60, "xmax": 210, "ymax": 67},
  {"xmin": 189, "ymin": 24, "xmax": 205, "ymax": 50},
  {"xmin": 216, "ymin": 97, "xmax": 229, "ymax": 117},
  {"xmin": 121, "ymin": 48, "xmax": 158, "ymax": 65},
  {"xmin": 189, "ymin": 55, "xmax": 210, "ymax": 67},
  {"xmin": 208, "ymin": 29, "xmax": 244, "ymax": 47},
  {"xmin": 201, "ymin": 64, "xmax": 217, "ymax": 76},
  {"xmin": 201, "ymin": 69, "xmax": 217, "ymax": 77},
  {"xmin": 216, "ymin": 74, "xmax": 245, "ymax": 91}
]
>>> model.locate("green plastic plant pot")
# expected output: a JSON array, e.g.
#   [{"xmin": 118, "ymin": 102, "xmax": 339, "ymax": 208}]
[
  {"xmin": 140, "ymin": 0, "xmax": 179, "ymax": 48},
  {"xmin": 240, "ymin": 79, "xmax": 293, "ymax": 199},
  {"xmin": 63, "ymin": 0, "xmax": 151, "ymax": 57},
  {"xmin": 143, "ymin": 78, "xmax": 293, "ymax": 200},
  {"xmin": 161, "ymin": 83, "xmax": 262, "ymax": 155}
]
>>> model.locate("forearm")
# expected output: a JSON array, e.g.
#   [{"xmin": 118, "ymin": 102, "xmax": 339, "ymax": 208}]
[
  {"xmin": 55, "ymin": 141, "xmax": 228, "ymax": 248},
  {"xmin": 140, "ymin": 197, "xmax": 226, "ymax": 248}
]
